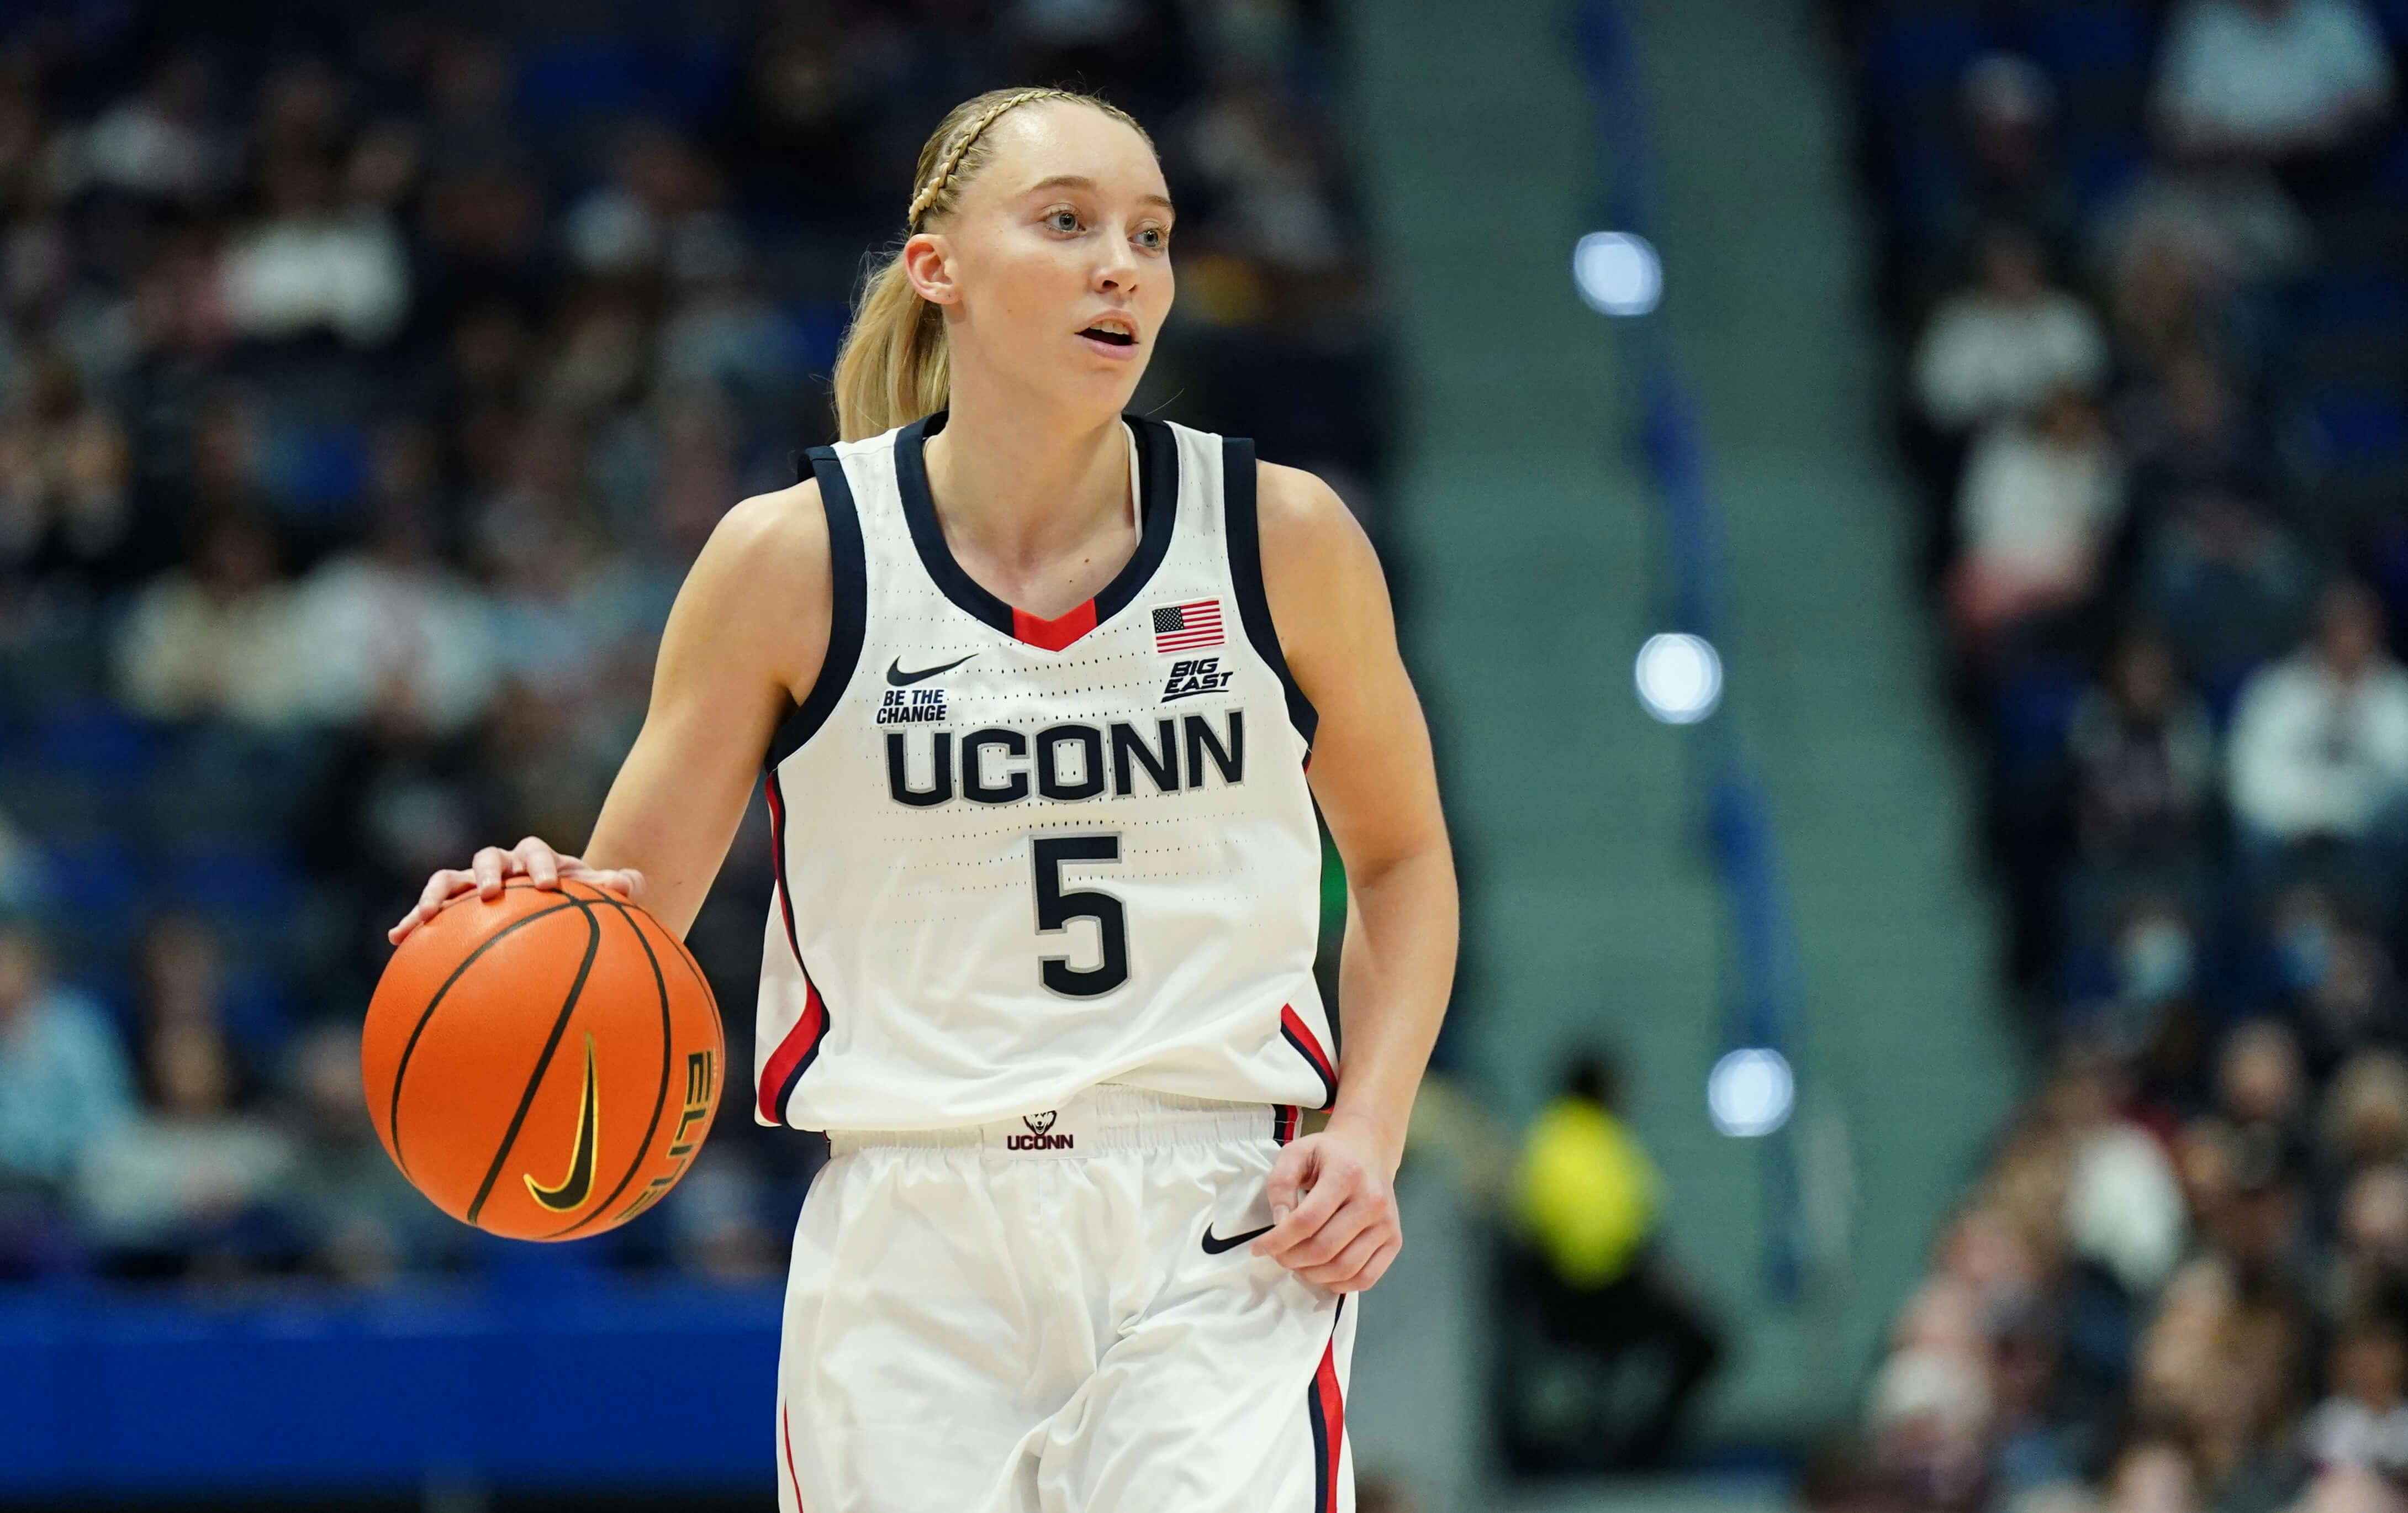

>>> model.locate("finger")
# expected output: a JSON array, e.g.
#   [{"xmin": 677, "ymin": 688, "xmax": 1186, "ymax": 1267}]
[
  {"xmin": 615, "ymin": 867, "xmax": 645, "ymax": 902},
  {"xmin": 1333, "ymin": 1235, "xmax": 1404, "ymax": 1295},
  {"xmin": 1263, "ymin": 1142, "xmax": 1315, "ymax": 1224},
  {"xmin": 1300, "ymin": 1223, "xmax": 1391, "ymax": 1289},
  {"xmin": 1255, "ymin": 1162, "xmax": 1356, "ymax": 1261},
  {"xmin": 1278, "ymin": 1194, "xmax": 1377, "ymax": 1271},
  {"xmin": 471, "ymin": 847, "xmax": 509, "ymax": 898},
  {"xmin": 521, "ymin": 839, "xmax": 561, "ymax": 889},
  {"xmin": 577, "ymin": 867, "xmax": 641, "ymax": 900},
  {"xmin": 390, "ymin": 870, "xmax": 470, "ymax": 944}
]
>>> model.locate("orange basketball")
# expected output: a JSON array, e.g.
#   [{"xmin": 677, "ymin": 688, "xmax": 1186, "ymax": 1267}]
[{"xmin": 362, "ymin": 878, "xmax": 725, "ymax": 1241}]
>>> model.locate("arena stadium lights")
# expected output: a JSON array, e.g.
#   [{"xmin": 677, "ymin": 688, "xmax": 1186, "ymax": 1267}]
[
  {"xmin": 1572, "ymin": 231, "xmax": 1662, "ymax": 316},
  {"xmin": 1708, "ymin": 1047, "xmax": 1794, "ymax": 1137},
  {"xmin": 1634, "ymin": 632, "xmax": 1721, "ymax": 724}
]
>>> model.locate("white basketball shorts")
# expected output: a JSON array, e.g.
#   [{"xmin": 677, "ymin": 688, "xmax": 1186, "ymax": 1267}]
[{"xmin": 774, "ymin": 1085, "xmax": 1356, "ymax": 1513}]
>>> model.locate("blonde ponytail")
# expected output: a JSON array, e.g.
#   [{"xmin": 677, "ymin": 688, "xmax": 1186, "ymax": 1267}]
[{"xmin": 830, "ymin": 87, "xmax": 1153, "ymax": 442}]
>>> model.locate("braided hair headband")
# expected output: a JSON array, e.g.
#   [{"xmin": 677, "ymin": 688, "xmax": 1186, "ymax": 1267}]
[{"xmin": 906, "ymin": 88, "xmax": 1074, "ymax": 230}]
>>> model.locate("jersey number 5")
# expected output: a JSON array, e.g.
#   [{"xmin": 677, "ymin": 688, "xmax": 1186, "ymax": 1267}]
[{"xmin": 1032, "ymin": 836, "xmax": 1129, "ymax": 997}]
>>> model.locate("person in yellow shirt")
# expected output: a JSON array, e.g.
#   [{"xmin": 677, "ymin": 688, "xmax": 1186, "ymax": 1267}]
[{"xmin": 1507, "ymin": 1052, "xmax": 1724, "ymax": 1471}]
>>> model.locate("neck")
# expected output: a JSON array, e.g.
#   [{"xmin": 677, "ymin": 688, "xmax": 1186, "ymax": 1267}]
[{"xmin": 921, "ymin": 378, "xmax": 1131, "ymax": 570}]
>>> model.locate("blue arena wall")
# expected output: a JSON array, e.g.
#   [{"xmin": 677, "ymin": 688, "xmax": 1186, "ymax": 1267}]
[{"xmin": 0, "ymin": 1280, "xmax": 781, "ymax": 1497}]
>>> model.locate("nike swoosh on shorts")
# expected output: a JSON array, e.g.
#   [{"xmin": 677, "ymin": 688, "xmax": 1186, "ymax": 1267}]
[{"xmin": 1200, "ymin": 1221, "xmax": 1274, "ymax": 1255}]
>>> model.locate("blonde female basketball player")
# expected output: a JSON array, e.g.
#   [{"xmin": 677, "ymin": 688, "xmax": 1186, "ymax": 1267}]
[{"xmin": 389, "ymin": 87, "xmax": 1456, "ymax": 1513}]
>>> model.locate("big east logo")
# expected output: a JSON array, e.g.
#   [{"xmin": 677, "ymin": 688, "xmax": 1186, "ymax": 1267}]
[{"xmin": 1161, "ymin": 655, "xmax": 1234, "ymax": 703}]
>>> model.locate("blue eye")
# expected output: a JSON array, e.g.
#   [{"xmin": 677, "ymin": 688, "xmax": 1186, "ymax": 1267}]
[{"xmin": 1046, "ymin": 208, "xmax": 1080, "ymax": 233}]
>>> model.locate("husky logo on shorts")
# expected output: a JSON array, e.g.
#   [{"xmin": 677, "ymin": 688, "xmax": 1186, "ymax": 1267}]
[{"xmin": 1008, "ymin": 1110, "xmax": 1073, "ymax": 1151}]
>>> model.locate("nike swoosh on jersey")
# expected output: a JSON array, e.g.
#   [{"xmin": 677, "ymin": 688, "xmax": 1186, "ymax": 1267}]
[
  {"xmin": 1200, "ymin": 1221, "xmax": 1274, "ymax": 1255},
  {"xmin": 886, "ymin": 654, "xmax": 976, "ymax": 687},
  {"xmin": 525, "ymin": 1033, "xmax": 599, "ymax": 1212}
]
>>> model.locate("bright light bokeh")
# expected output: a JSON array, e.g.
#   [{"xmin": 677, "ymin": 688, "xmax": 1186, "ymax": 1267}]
[
  {"xmin": 1572, "ymin": 231, "xmax": 1664, "ymax": 316},
  {"xmin": 1708, "ymin": 1047, "xmax": 1794, "ymax": 1137},
  {"xmin": 1634, "ymin": 632, "xmax": 1722, "ymax": 724}
]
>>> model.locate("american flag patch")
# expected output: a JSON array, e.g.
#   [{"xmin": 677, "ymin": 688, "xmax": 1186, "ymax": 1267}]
[{"xmin": 1152, "ymin": 599, "xmax": 1225, "ymax": 652}]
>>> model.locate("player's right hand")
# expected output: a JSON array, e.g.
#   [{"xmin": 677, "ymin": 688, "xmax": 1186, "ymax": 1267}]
[{"xmin": 387, "ymin": 836, "xmax": 646, "ymax": 946}]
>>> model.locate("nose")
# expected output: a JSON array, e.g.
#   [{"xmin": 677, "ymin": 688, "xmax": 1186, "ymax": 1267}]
[{"xmin": 1093, "ymin": 229, "xmax": 1141, "ymax": 295}]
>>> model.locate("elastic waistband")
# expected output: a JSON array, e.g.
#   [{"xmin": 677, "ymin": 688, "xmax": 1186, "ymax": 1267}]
[{"xmin": 826, "ymin": 1086, "xmax": 1291, "ymax": 1157}]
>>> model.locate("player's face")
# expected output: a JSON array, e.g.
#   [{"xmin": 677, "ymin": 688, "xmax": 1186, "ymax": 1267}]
[{"xmin": 926, "ymin": 104, "xmax": 1174, "ymax": 414}]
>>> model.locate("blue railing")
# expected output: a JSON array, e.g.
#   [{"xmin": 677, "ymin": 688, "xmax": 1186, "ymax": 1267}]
[{"xmin": 1572, "ymin": 0, "xmax": 1810, "ymax": 1298}]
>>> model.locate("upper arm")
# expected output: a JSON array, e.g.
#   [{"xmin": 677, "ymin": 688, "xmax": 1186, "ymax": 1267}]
[
  {"xmin": 1255, "ymin": 461, "xmax": 1448, "ymax": 880},
  {"xmin": 583, "ymin": 477, "xmax": 833, "ymax": 935}
]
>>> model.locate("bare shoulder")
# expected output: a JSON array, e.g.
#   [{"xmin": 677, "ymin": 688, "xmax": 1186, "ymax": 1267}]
[
  {"xmin": 664, "ymin": 475, "xmax": 832, "ymax": 701},
  {"xmin": 1253, "ymin": 461, "xmax": 1393, "ymax": 689},
  {"xmin": 704, "ymin": 475, "xmax": 828, "ymax": 581},
  {"xmin": 1256, "ymin": 460, "xmax": 1374, "ymax": 567}
]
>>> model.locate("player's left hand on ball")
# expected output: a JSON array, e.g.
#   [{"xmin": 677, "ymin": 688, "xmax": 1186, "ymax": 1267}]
[{"xmin": 1253, "ymin": 1115, "xmax": 1403, "ymax": 1294}]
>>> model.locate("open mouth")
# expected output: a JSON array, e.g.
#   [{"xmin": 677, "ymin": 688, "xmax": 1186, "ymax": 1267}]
[{"xmin": 1078, "ymin": 323, "xmax": 1137, "ymax": 347}]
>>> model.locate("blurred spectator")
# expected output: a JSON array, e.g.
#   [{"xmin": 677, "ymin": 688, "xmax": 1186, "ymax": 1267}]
[
  {"xmin": 2136, "ymin": 493, "xmax": 2318, "ymax": 697},
  {"xmin": 2154, "ymin": 0, "xmax": 2395, "ymax": 164},
  {"xmin": 0, "ymin": 919, "xmax": 133, "ymax": 1190},
  {"xmin": 1951, "ymin": 387, "xmax": 2122, "ymax": 644},
  {"xmin": 2120, "ymin": 350, "xmax": 2278, "ymax": 523},
  {"xmin": 219, "ymin": 144, "xmax": 410, "ymax": 348},
  {"xmin": 277, "ymin": 1022, "xmax": 450, "ymax": 1283},
  {"xmin": 2220, "ymin": 1019, "xmax": 2312, "ymax": 1172},
  {"xmin": 288, "ymin": 474, "xmax": 500, "ymax": 736},
  {"xmin": 2303, "ymin": 1316, "xmax": 2408, "ymax": 1472},
  {"xmin": 2330, "ymin": 1165, "xmax": 2408, "ymax": 1327},
  {"xmin": 1914, "ymin": 228, "xmax": 2109, "ymax": 436},
  {"xmin": 1505, "ymin": 1051, "xmax": 1723, "ymax": 1470},
  {"xmin": 2066, "ymin": 628, "xmax": 2217, "ymax": 870},
  {"xmin": 112, "ymin": 511, "xmax": 309, "ymax": 726},
  {"xmin": 0, "ymin": 349, "xmax": 133, "ymax": 577},
  {"xmin": 71, "ymin": 53, "xmax": 224, "ymax": 203},
  {"xmin": 2227, "ymin": 582, "xmax": 2408, "ymax": 848},
  {"xmin": 2100, "ymin": 1438, "xmax": 2203, "ymax": 1513},
  {"xmin": 72, "ymin": 1014, "xmax": 295, "ymax": 1276},
  {"xmin": 1946, "ymin": 56, "xmax": 2077, "ymax": 264},
  {"xmin": 2323, "ymin": 1053, "xmax": 2408, "ymax": 1175},
  {"xmin": 2284, "ymin": 899, "xmax": 2405, "ymax": 1076}
]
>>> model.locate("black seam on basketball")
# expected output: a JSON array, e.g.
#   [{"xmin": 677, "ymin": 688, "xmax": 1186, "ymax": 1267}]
[
  {"xmin": 464, "ymin": 898, "xmax": 605, "ymax": 1227},
  {"xmin": 387, "ymin": 896, "xmax": 592, "ymax": 1180},
  {"xmin": 542, "ymin": 893, "xmax": 674, "ymax": 1238}
]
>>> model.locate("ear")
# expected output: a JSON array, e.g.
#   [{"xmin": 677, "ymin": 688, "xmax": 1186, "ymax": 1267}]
[{"xmin": 901, "ymin": 232, "xmax": 959, "ymax": 307}]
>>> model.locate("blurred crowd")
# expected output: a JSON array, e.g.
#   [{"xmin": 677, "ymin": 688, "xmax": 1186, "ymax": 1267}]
[
  {"xmin": 1833, "ymin": 0, "xmax": 2408, "ymax": 1510},
  {"xmin": 0, "ymin": 0, "xmax": 1389, "ymax": 1289}
]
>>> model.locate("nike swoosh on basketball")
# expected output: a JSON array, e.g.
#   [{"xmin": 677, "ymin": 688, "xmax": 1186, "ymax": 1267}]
[
  {"xmin": 525, "ymin": 1033, "xmax": 599, "ymax": 1212},
  {"xmin": 1200, "ymin": 1221, "xmax": 1274, "ymax": 1255},
  {"xmin": 887, "ymin": 654, "xmax": 975, "ymax": 687}
]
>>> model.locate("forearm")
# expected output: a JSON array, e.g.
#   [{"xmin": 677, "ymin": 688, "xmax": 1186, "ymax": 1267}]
[{"xmin": 1327, "ymin": 844, "xmax": 1458, "ymax": 1173}]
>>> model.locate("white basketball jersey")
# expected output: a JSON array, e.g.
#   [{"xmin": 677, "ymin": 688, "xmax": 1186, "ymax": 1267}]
[{"xmin": 752, "ymin": 411, "xmax": 1338, "ymax": 1132}]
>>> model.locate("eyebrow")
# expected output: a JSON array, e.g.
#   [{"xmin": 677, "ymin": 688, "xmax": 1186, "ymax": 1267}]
[{"xmin": 1023, "ymin": 174, "xmax": 1175, "ymax": 213}]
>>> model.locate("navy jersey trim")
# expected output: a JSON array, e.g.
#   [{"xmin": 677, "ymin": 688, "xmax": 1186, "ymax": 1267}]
[
  {"xmin": 893, "ymin": 411, "xmax": 1179, "ymax": 643},
  {"xmin": 1221, "ymin": 437, "xmax": 1319, "ymax": 749},
  {"xmin": 766, "ymin": 446, "xmax": 868, "ymax": 768}
]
